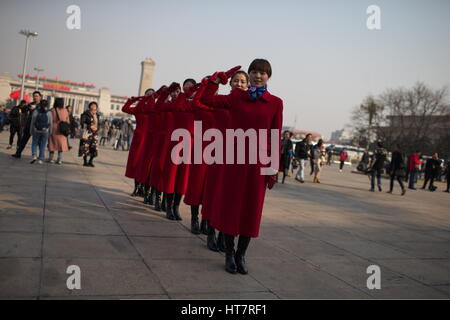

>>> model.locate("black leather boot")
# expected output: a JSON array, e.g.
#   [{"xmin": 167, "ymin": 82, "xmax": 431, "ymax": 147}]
[
  {"xmin": 190, "ymin": 206, "xmax": 200, "ymax": 235},
  {"xmin": 143, "ymin": 185, "xmax": 150, "ymax": 204},
  {"xmin": 131, "ymin": 180, "xmax": 139, "ymax": 197},
  {"xmin": 154, "ymin": 190, "xmax": 162, "ymax": 211},
  {"xmin": 235, "ymin": 236, "xmax": 251, "ymax": 275},
  {"xmin": 137, "ymin": 184, "xmax": 145, "ymax": 197},
  {"xmin": 83, "ymin": 156, "xmax": 88, "ymax": 167},
  {"xmin": 207, "ymin": 225, "xmax": 219, "ymax": 252},
  {"xmin": 217, "ymin": 232, "xmax": 226, "ymax": 253},
  {"xmin": 200, "ymin": 219, "xmax": 209, "ymax": 235},
  {"xmin": 161, "ymin": 193, "xmax": 167, "ymax": 212},
  {"xmin": 165, "ymin": 193, "xmax": 175, "ymax": 220},
  {"xmin": 224, "ymin": 234, "xmax": 237, "ymax": 274},
  {"xmin": 148, "ymin": 187, "xmax": 155, "ymax": 205},
  {"xmin": 172, "ymin": 193, "xmax": 183, "ymax": 221}
]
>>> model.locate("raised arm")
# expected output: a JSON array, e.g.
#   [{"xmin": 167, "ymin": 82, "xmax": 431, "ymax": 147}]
[{"xmin": 121, "ymin": 97, "xmax": 140, "ymax": 115}]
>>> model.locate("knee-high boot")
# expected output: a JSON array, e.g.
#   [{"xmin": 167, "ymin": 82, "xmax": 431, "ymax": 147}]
[
  {"xmin": 190, "ymin": 206, "xmax": 200, "ymax": 234},
  {"xmin": 200, "ymin": 219, "xmax": 209, "ymax": 235},
  {"xmin": 148, "ymin": 187, "xmax": 155, "ymax": 205},
  {"xmin": 217, "ymin": 232, "xmax": 226, "ymax": 253},
  {"xmin": 131, "ymin": 180, "xmax": 139, "ymax": 197},
  {"xmin": 165, "ymin": 193, "xmax": 175, "ymax": 220},
  {"xmin": 207, "ymin": 224, "xmax": 218, "ymax": 252},
  {"xmin": 161, "ymin": 193, "xmax": 167, "ymax": 212},
  {"xmin": 154, "ymin": 189, "xmax": 162, "ymax": 211},
  {"xmin": 143, "ymin": 185, "xmax": 151, "ymax": 204},
  {"xmin": 235, "ymin": 236, "xmax": 251, "ymax": 275},
  {"xmin": 224, "ymin": 234, "xmax": 237, "ymax": 274},
  {"xmin": 172, "ymin": 193, "xmax": 183, "ymax": 221}
]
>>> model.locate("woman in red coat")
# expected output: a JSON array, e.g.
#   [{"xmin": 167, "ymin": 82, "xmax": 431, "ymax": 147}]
[
  {"xmin": 148, "ymin": 83, "xmax": 181, "ymax": 213},
  {"xmin": 188, "ymin": 72, "xmax": 250, "ymax": 253},
  {"xmin": 200, "ymin": 59, "xmax": 283, "ymax": 275},
  {"xmin": 121, "ymin": 88, "xmax": 155, "ymax": 197}
]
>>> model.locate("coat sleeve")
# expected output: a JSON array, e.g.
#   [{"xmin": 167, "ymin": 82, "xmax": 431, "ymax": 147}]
[
  {"xmin": 29, "ymin": 111, "xmax": 36, "ymax": 135},
  {"xmin": 48, "ymin": 111, "xmax": 53, "ymax": 134},
  {"xmin": 122, "ymin": 98, "xmax": 137, "ymax": 115},
  {"xmin": 200, "ymin": 82, "xmax": 232, "ymax": 109}
]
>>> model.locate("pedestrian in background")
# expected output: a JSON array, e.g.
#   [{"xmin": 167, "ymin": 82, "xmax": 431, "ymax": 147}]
[
  {"xmin": 30, "ymin": 100, "xmax": 52, "ymax": 164},
  {"xmin": 79, "ymin": 102, "xmax": 100, "ymax": 167},
  {"xmin": 368, "ymin": 142, "xmax": 387, "ymax": 192},
  {"xmin": 387, "ymin": 144, "xmax": 406, "ymax": 195},
  {"xmin": 422, "ymin": 153, "xmax": 441, "ymax": 192},
  {"xmin": 7, "ymin": 100, "xmax": 26, "ymax": 149},
  {"xmin": 444, "ymin": 156, "xmax": 450, "ymax": 193},
  {"xmin": 312, "ymin": 139, "xmax": 326, "ymax": 183},
  {"xmin": 408, "ymin": 150, "xmax": 422, "ymax": 190},
  {"xmin": 339, "ymin": 148, "xmax": 348, "ymax": 172},
  {"xmin": 294, "ymin": 133, "xmax": 312, "ymax": 183},
  {"xmin": 280, "ymin": 130, "xmax": 293, "ymax": 184},
  {"xmin": 48, "ymin": 98, "xmax": 69, "ymax": 164}
]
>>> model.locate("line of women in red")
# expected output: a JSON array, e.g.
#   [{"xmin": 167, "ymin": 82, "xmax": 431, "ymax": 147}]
[{"xmin": 122, "ymin": 59, "xmax": 283, "ymax": 274}]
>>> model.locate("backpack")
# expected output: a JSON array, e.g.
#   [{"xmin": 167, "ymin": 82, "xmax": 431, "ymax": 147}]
[{"xmin": 35, "ymin": 109, "xmax": 49, "ymax": 131}]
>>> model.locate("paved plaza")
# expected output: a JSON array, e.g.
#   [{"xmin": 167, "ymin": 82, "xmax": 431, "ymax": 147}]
[{"xmin": 0, "ymin": 133, "xmax": 449, "ymax": 299}]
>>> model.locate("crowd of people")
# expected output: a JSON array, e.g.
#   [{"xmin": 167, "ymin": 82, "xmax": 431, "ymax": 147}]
[
  {"xmin": 121, "ymin": 59, "xmax": 282, "ymax": 275},
  {"xmin": 275, "ymin": 131, "xmax": 450, "ymax": 195},
  {"xmin": 2, "ymin": 91, "xmax": 100, "ymax": 166}
]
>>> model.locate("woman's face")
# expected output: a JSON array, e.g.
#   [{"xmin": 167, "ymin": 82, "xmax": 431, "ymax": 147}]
[
  {"xmin": 249, "ymin": 70, "xmax": 269, "ymax": 88},
  {"xmin": 90, "ymin": 104, "xmax": 97, "ymax": 112},
  {"xmin": 230, "ymin": 74, "xmax": 249, "ymax": 91},
  {"xmin": 284, "ymin": 132, "xmax": 290, "ymax": 139},
  {"xmin": 170, "ymin": 88, "xmax": 181, "ymax": 100},
  {"xmin": 183, "ymin": 82, "xmax": 195, "ymax": 94}
]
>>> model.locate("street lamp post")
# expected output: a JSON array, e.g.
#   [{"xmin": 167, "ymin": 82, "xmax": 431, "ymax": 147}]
[
  {"xmin": 34, "ymin": 67, "xmax": 44, "ymax": 91},
  {"xmin": 19, "ymin": 29, "xmax": 38, "ymax": 101}
]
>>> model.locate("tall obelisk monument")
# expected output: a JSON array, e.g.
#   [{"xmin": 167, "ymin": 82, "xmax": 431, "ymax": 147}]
[{"xmin": 138, "ymin": 58, "xmax": 156, "ymax": 96}]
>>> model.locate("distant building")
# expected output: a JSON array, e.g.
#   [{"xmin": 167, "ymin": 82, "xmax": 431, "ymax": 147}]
[
  {"xmin": 282, "ymin": 126, "xmax": 323, "ymax": 142},
  {"xmin": 330, "ymin": 129, "xmax": 352, "ymax": 144},
  {"xmin": 0, "ymin": 58, "xmax": 156, "ymax": 118}
]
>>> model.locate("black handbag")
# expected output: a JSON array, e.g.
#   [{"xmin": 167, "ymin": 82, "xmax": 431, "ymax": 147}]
[{"xmin": 55, "ymin": 108, "xmax": 71, "ymax": 137}]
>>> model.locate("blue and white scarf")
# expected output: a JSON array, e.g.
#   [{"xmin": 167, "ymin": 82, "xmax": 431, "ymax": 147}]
[{"xmin": 247, "ymin": 86, "xmax": 267, "ymax": 100}]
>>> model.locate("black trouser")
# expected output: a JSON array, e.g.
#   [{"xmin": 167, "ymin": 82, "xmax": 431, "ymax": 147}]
[
  {"xmin": 16, "ymin": 130, "xmax": 31, "ymax": 155},
  {"xmin": 9, "ymin": 125, "xmax": 21, "ymax": 146},
  {"xmin": 390, "ymin": 174, "xmax": 405, "ymax": 191},
  {"xmin": 446, "ymin": 174, "xmax": 450, "ymax": 191},
  {"xmin": 340, "ymin": 161, "xmax": 345, "ymax": 170},
  {"xmin": 423, "ymin": 173, "xmax": 435, "ymax": 190}
]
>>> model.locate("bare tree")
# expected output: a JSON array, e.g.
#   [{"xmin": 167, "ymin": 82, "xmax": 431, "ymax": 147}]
[{"xmin": 351, "ymin": 82, "xmax": 450, "ymax": 156}]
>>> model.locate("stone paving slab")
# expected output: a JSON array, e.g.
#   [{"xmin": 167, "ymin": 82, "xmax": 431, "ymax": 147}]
[{"xmin": 0, "ymin": 133, "xmax": 449, "ymax": 299}]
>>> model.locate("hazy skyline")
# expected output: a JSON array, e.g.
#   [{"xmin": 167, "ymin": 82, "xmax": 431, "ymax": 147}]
[{"xmin": 1, "ymin": 0, "xmax": 449, "ymax": 138}]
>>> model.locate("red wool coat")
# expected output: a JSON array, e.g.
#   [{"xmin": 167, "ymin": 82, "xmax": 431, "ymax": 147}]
[
  {"xmin": 200, "ymin": 83, "xmax": 283, "ymax": 238},
  {"xmin": 184, "ymin": 84, "xmax": 229, "ymax": 207},
  {"xmin": 158, "ymin": 93, "xmax": 195, "ymax": 195},
  {"xmin": 122, "ymin": 98, "xmax": 151, "ymax": 181},
  {"xmin": 148, "ymin": 91, "xmax": 175, "ymax": 191}
]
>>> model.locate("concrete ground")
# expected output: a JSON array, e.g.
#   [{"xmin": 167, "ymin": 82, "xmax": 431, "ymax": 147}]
[{"xmin": 0, "ymin": 132, "xmax": 449, "ymax": 299}]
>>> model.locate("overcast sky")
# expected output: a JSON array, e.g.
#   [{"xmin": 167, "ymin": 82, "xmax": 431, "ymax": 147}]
[{"xmin": 1, "ymin": 0, "xmax": 449, "ymax": 138}]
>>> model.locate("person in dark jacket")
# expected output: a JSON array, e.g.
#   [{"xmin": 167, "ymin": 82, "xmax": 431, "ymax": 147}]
[
  {"xmin": 7, "ymin": 100, "xmax": 26, "ymax": 149},
  {"xmin": 12, "ymin": 91, "xmax": 42, "ymax": 158},
  {"xmin": 422, "ymin": 153, "xmax": 441, "ymax": 191},
  {"xmin": 280, "ymin": 130, "xmax": 293, "ymax": 184},
  {"xmin": 387, "ymin": 144, "xmax": 406, "ymax": 195},
  {"xmin": 79, "ymin": 102, "xmax": 100, "ymax": 167},
  {"xmin": 369, "ymin": 142, "xmax": 387, "ymax": 192},
  {"xmin": 294, "ymin": 133, "xmax": 312, "ymax": 183},
  {"xmin": 444, "ymin": 156, "xmax": 450, "ymax": 193}
]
